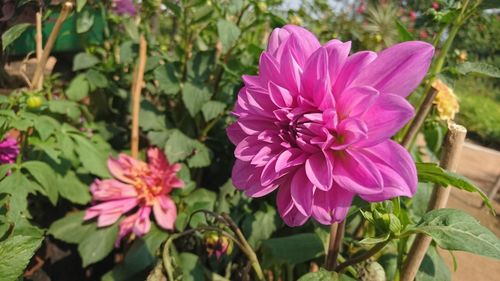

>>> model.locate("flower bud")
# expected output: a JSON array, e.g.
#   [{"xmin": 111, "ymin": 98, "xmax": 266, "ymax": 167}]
[
  {"xmin": 26, "ymin": 96, "xmax": 43, "ymax": 109},
  {"xmin": 204, "ymin": 232, "xmax": 233, "ymax": 260}
]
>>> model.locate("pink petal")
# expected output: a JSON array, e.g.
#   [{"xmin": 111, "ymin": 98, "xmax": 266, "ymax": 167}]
[
  {"xmin": 358, "ymin": 140, "xmax": 417, "ymax": 201},
  {"xmin": 90, "ymin": 179, "xmax": 137, "ymax": 201},
  {"xmin": 107, "ymin": 154, "xmax": 145, "ymax": 184},
  {"xmin": 269, "ymin": 81, "xmax": 294, "ymax": 108},
  {"xmin": 356, "ymin": 94, "xmax": 415, "ymax": 147},
  {"xmin": 290, "ymin": 167, "xmax": 314, "ymax": 216},
  {"xmin": 333, "ymin": 51, "xmax": 377, "ymax": 96},
  {"xmin": 332, "ymin": 150, "xmax": 383, "ymax": 195},
  {"xmin": 153, "ymin": 195, "xmax": 177, "ymax": 230},
  {"xmin": 226, "ymin": 122, "xmax": 247, "ymax": 145},
  {"xmin": 301, "ymin": 47, "xmax": 330, "ymax": 105},
  {"xmin": 85, "ymin": 198, "xmax": 138, "ymax": 227},
  {"xmin": 332, "ymin": 118, "xmax": 368, "ymax": 149},
  {"xmin": 311, "ymin": 186, "xmax": 354, "ymax": 224},
  {"xmin": 276, "ymin": 181, "xmax": 309, "ymax": 227},
  {"xmin": 133, "ymin": 206, "xmax": 151, "ymax": 236},
  {"xmin": 305, "ymin": 152, "xmax": 333, "ymax": 191},
  {"xmin": 336, "ymin": 86, "xmax": 379, "ymax": 118},
  {"xmin": 324, "ymin": 40, "xmax": 351, "ymax": 86},
  {"xmin": 351, "ymin": 41, "xmax": 434, "ymax": 97},
  {"xmin": 115, "ymin": 213, "xmax": 138, "ymax": 247}
]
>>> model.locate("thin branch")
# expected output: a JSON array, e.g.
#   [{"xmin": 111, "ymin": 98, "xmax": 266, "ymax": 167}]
[
  {"xmin": 325, "ymin": 221, "xmax": 345, "ymax": 270},
  {"xmin": 130, "ymin": 35, "xmax": 147, "ymax": 159},
  {"xmin": 335, "ymin": 240, "xmax": 390, "ymax": 272}
]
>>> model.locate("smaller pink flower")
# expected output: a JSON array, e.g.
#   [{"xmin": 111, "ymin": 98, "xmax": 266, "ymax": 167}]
[
  {"xmin": 84, "ymin": 147, "xmax": 184, "ymax": 246},
  {"xmin": 112, "ymin": 0, "xmax": 136, "ymax": 16},
  {"xmin": 432, "ymin": 2, "xmax": 440, "ymax": 10},
  {"xmin": 0, "ymin": 136, "xmax": 19, "ymax": 164},
  {"xmin": 409, "ymin": 11, "xmax": 417, "ymax": 22}
]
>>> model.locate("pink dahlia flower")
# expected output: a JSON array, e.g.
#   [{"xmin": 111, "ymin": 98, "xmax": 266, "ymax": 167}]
[
  {"xmin": 0, "ymin": 136, "xmax": 19, "ymax": 164},
  {"xmin": 84, "ymin": 147, "xmax": 183, "ymax": 245},
  {"xmin": 227, "ymin": 25, "xmax": 434, "ymax": 226}
]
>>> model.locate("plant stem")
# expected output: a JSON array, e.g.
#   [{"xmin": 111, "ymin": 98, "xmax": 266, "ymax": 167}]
[
  {"xmin": 335, "ymin": 240, "xmax": 390, "ymax": 272},
  {"xmin": 325, "ymin": 221, "xmax": 345, "ymax": 270}
]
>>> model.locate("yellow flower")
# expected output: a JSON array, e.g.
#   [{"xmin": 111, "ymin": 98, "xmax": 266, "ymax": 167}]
[
  {"xmin": 458, "ymin": 50, "xmax": 467, "ymax": 62},
  {"xmin": 204, "ymin": 231, "xmax": 233, "ymax": 260},
  {"xmin": 432, "ymin": 79, "xmax": 459, "ymax": 121},
  {"xmin": 290, "ymin": 15, "xmax": 303, "ymax": 26}
]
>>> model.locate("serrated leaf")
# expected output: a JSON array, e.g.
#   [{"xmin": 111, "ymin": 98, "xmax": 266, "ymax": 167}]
[
  {"xmin": 76, "ymin": 9, "xmax": 94, "ymax": 33},
  {"xmin": 261, "ymin": 233, "xmax": 324, "ymax": 268},
  {"xmin": 33, "ymin": 115, "xmax": 59, "ymax": 141},
  {"xmin": 413, "ymin": 208, "xmax": 500, "ymax": 259},
  {"xmin": 202, "ymin": 101, "xmax": 226, "ymax": 121},
  {"xmin": 2, "ymin": 23, "xmax": 31, "ymax": 51},
  {"xmin": 182, "ymin": 83, "xmax": 212, "ymax": 117},
  {"xmin": 48, "ymin": 100, "xmax": 81, "ymax": 120},
  {"xmin": 48, "ymin": 211, "xmax": 96, "ymax": 244},
  {"xmin": 243, "ymin": 204, "xmax": 278, "ymax": 250},
  {"xmin": 78, "ymin": 224, "xmax": 119, "ymax": 267},
  {"xmin": 154, "ymin": 64, "xmax": 180, "ymax": 95},
  {"xmin": 73, "ymin": 53, "xmax": 100, "ymax": 71},
  {"xmin": 86, "ymin": 69, "xmax": 108, "ymax": 88},
  {"xmin": 72, "ymin": 134, "xmax": 110, "ymax": 178},
  {"xmin": 416, "ymin": 245, "xmax": 451, "ymax": 281},
  {"xmin": 139, "ymin": 100, "xmax": 166, "ymax": 131},
  {"xmin": 416, "ymin": 162, "xmax": 493, "ymax": 212},
  {"xmin": 186, "ymin": 141, "xmax": 211, "ymax": 168},
  {"xmin": 217, "ymin": 19, "xmax": 241, "ymax": 53},
  {"xmin": 0, "ymin": 234, "xmax": 43, "ymax": 281},
  {"xmin": 178, "ymin": 253, "xmax": 205, "ymax": 281},
  {"xmin": 456, "ymin": 62, "xmax": 500, "ymax": 78},
  {"xmin": 57, "ymin": 172, "xmax": 91, "ymax": 205},
  {"xmin": 22, "ymin": 161, "xmax": 58, "ymax": 205},
  {"xmin": 66, "ymin": 74, "xmax": 90, "ymax": 101}
]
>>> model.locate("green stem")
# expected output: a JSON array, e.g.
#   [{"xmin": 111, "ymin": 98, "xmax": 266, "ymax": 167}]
[{"xmin": 335, "ymin": 240, "xmax": 390, "ymax": 272}]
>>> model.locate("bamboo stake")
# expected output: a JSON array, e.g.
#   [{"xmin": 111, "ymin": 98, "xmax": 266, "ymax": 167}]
[
  {"xmin": 401, "ymin": 87, "xmax": 439, "ymax": 149},
  {"xmin": 325, "ymin": 221, "xmax": 345, "ymax": 270},
  {"xmin": 130, "ymin": 35, "xmax": 147, "ymax": 159},
  {"xmin": 401, "ymin": 122, "xmax": 467, "ymax": 281},
  {"xmin": 30, "ymin": 2, "xmax": 73, "ymax": 90},
  {"xmin": 35, "ymin": 10, "xmax": 43, "ymax": 90}
]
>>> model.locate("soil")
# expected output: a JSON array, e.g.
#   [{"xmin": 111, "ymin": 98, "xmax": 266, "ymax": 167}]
[{"xmin": 437, "ymin": 141, "xmax": 500, "ymax": 280}]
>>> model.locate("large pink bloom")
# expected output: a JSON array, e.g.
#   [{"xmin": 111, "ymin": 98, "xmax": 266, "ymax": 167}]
[
  {"xmin": 84, "ymin": 147, "xmax": 183, "ymax": 246},
  {"xmin": 227, "ymin": 25, "xmax": 434, "ymax": 226},
  {"xmin": 0, "ymin": 136, "xmax": 19, "ymax": 164}
]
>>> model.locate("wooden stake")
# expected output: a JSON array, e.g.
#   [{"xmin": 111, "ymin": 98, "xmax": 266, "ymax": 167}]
[
  {"xmin": 30, "ymin": 2, "xmax": 73, "ymax": 90},
  {"xmin": 401, "ymin": 122, "xmax": 466, "ymax": 281},
  {"xmin": 325, "ymin": 221, "xmax": 345, "ymax": 270},
  {"xmin": 35, "ymin": 10, "xmax": 43, "ymax": 90},
  {"xmin": 130, "ymin": 35, "xmax": 147, "ymax": 159}
]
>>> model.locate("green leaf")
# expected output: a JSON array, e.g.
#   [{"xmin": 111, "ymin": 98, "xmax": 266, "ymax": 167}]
[
  {"xmin": 76, "ymin": 9, "xmax": 94, "ymax": 33},
  {"xmin": 33, "ymin": 115, "xmax": 59, "ymax": 141},
  {"xmin": 72, "ymin": 134, "xmax": 110, "ymax": 178},
  {"xmin": 123, "ymin": 17, "xmax": 139, "ymax": 42},
  {"xmin": 217, "ymin": 19, "xmax": 241, "ymax": 53},
  {"xmin": 182, "ymin": 82, "xmax": 212, "ymax": 117},
  {"xmin": 86, "ymin": 69, "xmax": 108, "ymax": 88},
  {"xmin": 66, "ymin": 74, "xmax": 90, "ymax": 101},
  {"xmin": 2, "ymin": 23, "xmax": 31, "ymax": 51},
  {"xmin": 395, "ymin": 19, "xmax": 414, "ymax": 41},
  {"xmin": 119, "ymin": 41, "xmax": 137, "ymax": 64},
  {"xmin": 48, "ymin": 211, "xmax": 97, "ymax": 244},
  {"xmin": 139, "ymin": 100, "xmax": 166, "ymax": 131},
  {"xmin": 154, "ymin": 64, "xmax": 180, "ymax": 95},
  {"xmin": 416, "ymin": 245, "xmax": 451, "ymax": 281},
  {"xmin": 57, "ymin": 171, "xmax": 91, "ymax": 205},
  {"xmin": 456, "ymin": 62, "xmax": 500, "ymax": 78},
  {"xmin": 414, "ymin": 208, "xmax": 500, "ymax": 259},
  {"xmin": 164, "ymin": 130, "xmax": 195, "ymax": 163},
  {"xmin": 186, "ymin": 141, "xmax": 211, "ymax": 168},
  {"xmin": 178, "ymin": 252, "xmax": 205, "ymax": 281},
  {"xmin": 298, "ymin": 269, "xmax": 356, "ymax": 281},
  {"xmin": 76, "ymin": 0, "xmax": 87, "ymax": 12},
  {"xmin": 261, "ymin": 233, "xmax": 324, "ymax": 268},
  {"xmin": 416, "ymin": 162, "xmax": 493, "ymax": 212},
  {"xmin": 22, "ymin": 161, "xmax": 58, "ymax": 205},
  {"xmin": 73, "ymin": 53, "xmax": 100, "ymax": 71},
  {"xmin": 183, "ymin": 188, "xmax": 216, "ymax": 228},
  {"xmin": 242, "ymin": 204, "xmax": 278, "ymax": 249},
  {"xmin": 0, "ymin": 234, "xmax": 43, "ymax": 281},
  {"xmin": 78, "ymin": 224, "xmax": 119, "ymax": 267},
  {"xmin": 201, "ymin": 101, "xmax": 226, "ymax": 121},
  {"xmin": 48, "ymin": 100, "xmax": 81, "ymax": 120}
]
